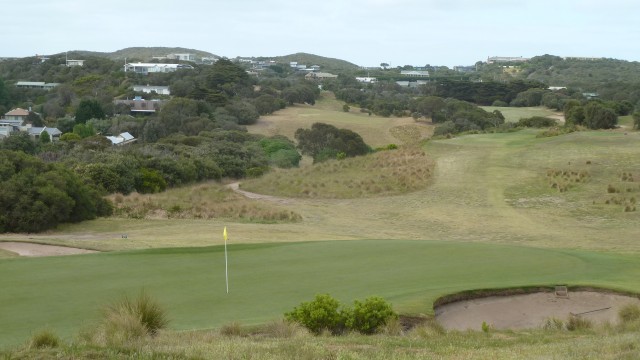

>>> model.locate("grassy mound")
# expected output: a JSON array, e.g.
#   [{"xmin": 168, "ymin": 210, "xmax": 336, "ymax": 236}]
[
  {"xmin": 240, "ymin": 148, "xmax": 434, "ymax": 198},
  {"xmin": 107, "ymin": 181, "xmax": 301, "ymax": 223}
]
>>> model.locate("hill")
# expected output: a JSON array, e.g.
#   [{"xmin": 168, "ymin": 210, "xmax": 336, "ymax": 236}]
[
  {"xmin": 478, "ymin": 55, "xmax": 640, "ymax": 102},
  {"xmin": 68, "ymin": 47, "xmax": 217, "ymax": 61},
  {"xmin": 262, "ymin": 52, "xmax": 360, "ymax": 72}
]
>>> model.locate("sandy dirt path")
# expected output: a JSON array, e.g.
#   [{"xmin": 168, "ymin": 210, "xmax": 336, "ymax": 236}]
[{"xmin": 0, "ymin": 242, "xmax": 98, "ymax": 257}]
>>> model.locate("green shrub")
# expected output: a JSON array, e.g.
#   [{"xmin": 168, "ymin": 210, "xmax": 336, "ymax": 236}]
[
  {"xmin": 517, "ymin": 116, "xmax": 557, "ymax": 128},
  {"xmin": 345, "ymin": 296, "xmax": 396, "ymax": 334},
  {"xmin": 28, "ymin": 328, "xmax": 61, "ymax": 349},
  {"xmin": 284, "ymin": 294, "xmax": 345, "ymax": 335}
]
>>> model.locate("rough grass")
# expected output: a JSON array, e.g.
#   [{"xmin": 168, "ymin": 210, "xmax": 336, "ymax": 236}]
[
  {"xmin": 0, "ymin": 248, "xmax": 18, "ymax": 259},
  {"xmin": 82, "ymin": 292, "xmax": 168, "ymax": 347},
  {"xmin": 5, "ymin": 323, "xmax": 640, "ymax": 359},
  {"xmin": 107, "ymin": 181, "xmax": 302, "ymax": 223},
  {"xmin": 248, "ymin": 93, "xmax": 432, "ymax": 148},
  {"xmin": 241, "ymin": 148, "xmax": 435, "ymax": 199},
  {"xmin": 27, "ymin": 328, "xmax": 60, "ymax": 349},
  {"xmin": 481, "ymin": 106, "xmax": 560, "ymax": 123}
]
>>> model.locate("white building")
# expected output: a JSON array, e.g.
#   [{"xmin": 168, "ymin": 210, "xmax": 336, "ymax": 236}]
[
  {"xmin": 15, "ymin": 81, "xmax": 59, "ymax": 90},
  {"xmin": 66, "ymin": 59, "xmax": 85, "ymax": 67},
  {"xmin": 106, "ymin": 132, "xmax": 136, "ymax": 146},
  {"xmin": 400, "ymin": 70, "xmax": 430, "ymax": 77},
  {"xmin": 124, "ymin": 62, "xmax": 194, "ymax": 74},
  {"xmin": 355, "ymin": 77, "xmax": 377, "ymax": 83},
  {"xmin": 167, "ymin": 53, "xmax": 196, "ymax": 62},
  {"xmin": 133, "ymin": 85, "xmax": 171, "ymax": 95}
]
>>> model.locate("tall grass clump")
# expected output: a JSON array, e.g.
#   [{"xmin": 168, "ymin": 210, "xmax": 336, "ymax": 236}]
[
  {"xmin": 566, "ymin": 315, "xmax": 593, "ymax": 331},
  {"xmin": 27, "ymin": 328, "xmax": 61, "ymax": 349},
  {"xmin": 90, "ymin": 291, "xmax": 168, "ymax": 345},
  {"xmin": 618, "ymin": 304, "xmax": 640, "ymax": 328}
]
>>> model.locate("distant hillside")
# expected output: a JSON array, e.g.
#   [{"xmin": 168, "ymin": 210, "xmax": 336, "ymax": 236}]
[
  {"xmin": 264, "ymin": 52, "xmax": 359, "ymax": 73},
  {"xmin": 69, "ymin": 47, "xmax": 217, "ymax": 61},
  {"xmin": 479, "ymin": 55, "xmax": 640, "ymax": 89}
]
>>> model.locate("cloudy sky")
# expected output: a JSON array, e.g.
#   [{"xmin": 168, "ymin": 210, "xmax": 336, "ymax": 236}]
[{"xmin": 3, "ymin": 0, "xmax": 639, "ymax": 67}]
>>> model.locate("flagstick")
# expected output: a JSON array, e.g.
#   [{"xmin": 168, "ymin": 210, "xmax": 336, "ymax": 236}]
[
  {"xmin": 224, "ymin": 236, "xmax": 229, "ymax": 294},
  {"xmin": 224, "ymin": 227, "xmax": 229, "ymax": 294}
]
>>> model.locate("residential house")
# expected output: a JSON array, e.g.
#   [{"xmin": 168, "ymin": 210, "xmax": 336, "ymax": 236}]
[
  {"xmin": 400, "ymin": 70, "xmax": 430, "ymax": 77},
  {"xmin": 0, "ymin": 119, "xmax": 22, "ymax": 139},
  {"xmin": 106, "ymin": 132, "xmax": 136, "ymax": 146},
  {"xmin": 487, "ymin": 56, "xmax": 529, "ymax": 64},
  {"xmin": 1, "ymin": 109, "xmax": 62, "ymax": 141},
  {"xmin": 167, "ymin": 53, "xmax": 196, "ymax": 62},
  {"xmin": 124, "ymin": 62, "xmax": 194, "ymax": 74},
  {"xmin": 15, "ymin": 81, "xmax": 60, "ymax": 90},
  {"xmin": 305, "ymin": 72, "xmax": 338, "ymax": 80},
  {"xmin": 396, "ymin": 80, "xmax": 429, "ymax": 88},
  {"xmin": 310, "ymin": 65, "xmax": 321, "ymax": 71},
  {"xmin": 27, "ymin": 126, "xmax": 62, "ymax": 142},
  {"xmin": 66, "ymin": 59, "xmax": 85, "ymax": 67},
  {"xmin": 355, "ymin": 77, "xmax": 377, "ymax": 83},
  {"xmin": 201, "ymin": 57, "xmax": 218, "ymax": 65},
  {"xmin": 454, "ymin": 65, "xmax": 476, "ymax": 73},
  {"xmin": 132, "ymin": 85, "xmax": 171, "ymax": 95},
  {"xmin": 113, "ymin": 97, "xmax": 164, "ymax": 114}
]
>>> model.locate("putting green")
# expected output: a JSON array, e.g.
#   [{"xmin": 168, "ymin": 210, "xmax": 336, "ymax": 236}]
[{"xmin": 2, "ymin": 240, "xmax": 640, "ymax": 346}]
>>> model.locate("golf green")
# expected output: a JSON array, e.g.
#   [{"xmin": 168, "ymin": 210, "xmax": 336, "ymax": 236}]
[{"xmin": 2, "ymin": 240, "xmax": 640, "ymax": 346}]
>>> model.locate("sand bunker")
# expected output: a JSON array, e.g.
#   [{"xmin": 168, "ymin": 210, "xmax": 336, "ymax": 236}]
[
  {"xmin": 436, "ymin": 291, "xmax": 640, "ymax": 331},
  {"xmin": 0, "ymin": 242, "xmax": 98, "ymax": 257}
]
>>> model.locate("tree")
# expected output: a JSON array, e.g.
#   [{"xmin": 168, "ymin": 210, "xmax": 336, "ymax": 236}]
[
  {"xmin": 633, "ymin": 111, "xmax": 640, "ymax": 130},
  {"xmin": 0, "ymin": 133, "xmax": 37, "ymax": 154},
  {"xmin": 295, "ymin": 123, "xmax": 371, "ymax": 162},
  {"xmin": 75, "ymin": 99, "xmax": 105, "ymax": 124},
  {"xmin": 26, "ymin": 111, "xmax": 44, "ymax": 127},
  {"xmin": 39, "ymin": 131, "xmax": 51, "ymax": 144},
  {"xmin": 584, "ymin": 102, "xmax": 617, "ymax": 129},
  {"xmin": 380, "ymin": 62, "xmax": 389, "ymax": 70}
]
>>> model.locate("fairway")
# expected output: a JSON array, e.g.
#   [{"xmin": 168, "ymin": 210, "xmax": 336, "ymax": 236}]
[{"xmin": 2, "ymin": 240, "xmax": 640, "ymax": 347}]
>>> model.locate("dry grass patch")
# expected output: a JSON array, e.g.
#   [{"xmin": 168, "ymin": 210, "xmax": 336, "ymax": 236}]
[
  {"xmin": 241, "ymin": 148, "xmax": 435, "ymax": 199},
  {"xmin": 107, "ymin": 182, "xmax": 301, "ymax": 223}
]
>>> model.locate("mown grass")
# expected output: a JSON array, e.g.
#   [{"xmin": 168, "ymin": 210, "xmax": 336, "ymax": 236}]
[
  {"xmin": 2, "ymin": 240, "xmax": 640, "ymax": 347},
  {"xmin": 107, "ymin": 181, "xmax": 301, "ymax": 223},
  {"xmin": 241, "ymin": 148, "xmax": 434, "ymax": 198}
]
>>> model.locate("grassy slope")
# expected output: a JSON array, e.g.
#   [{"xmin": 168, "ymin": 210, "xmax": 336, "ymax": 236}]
[
  {"xmin": 248, "ymin": 92, "xmax": 433, "ymax": 148},
  {"xmin": 1, "ymin": 129, "xmax": 637, "ymax": 254},
  {"xmin": 2, "ymin": 240, "xmax": 640, "ymax": 347},
  {"xmin": 481, "ymin": 106, "xmax": 560, "ymax": 123}
]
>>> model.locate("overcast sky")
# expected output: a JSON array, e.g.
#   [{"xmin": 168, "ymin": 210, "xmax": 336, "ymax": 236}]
[{"xmin": 3, "ymin": 0, "xmax": 639, "ymax": 67}]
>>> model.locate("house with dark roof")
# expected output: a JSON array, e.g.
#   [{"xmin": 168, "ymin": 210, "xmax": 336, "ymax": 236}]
[
  {"xmin": 27, "ymin": 126, "xmax": 62, "ymax": 141},
  {"xmin": 15, "ymin": 81, "xmax": 60, "ymax": 90}
]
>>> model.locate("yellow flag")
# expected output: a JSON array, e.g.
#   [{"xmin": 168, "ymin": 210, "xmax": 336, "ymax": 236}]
[{"xmin": 223, "ymin": 226, "xmax": 228, "ymax": 243}]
